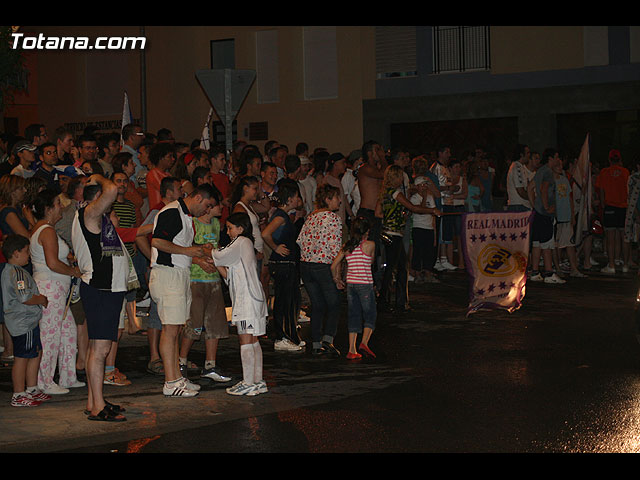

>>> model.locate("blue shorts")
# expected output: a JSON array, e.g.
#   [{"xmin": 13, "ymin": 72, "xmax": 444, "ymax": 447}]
[
  {"xmin": 80, "ymin": 282, "xmax": 126, "ymax": 342},
  {"xmin": 12, "ymin": 325, "xmax": 42, "ymax": 359}
]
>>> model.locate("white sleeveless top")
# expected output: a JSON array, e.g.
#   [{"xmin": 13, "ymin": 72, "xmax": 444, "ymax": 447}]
[
  {"xmin": 30, "ymin": 223, "xmax": 72, "ymax": 285},
  {"xmin": 236, "ymin": 201, "xmax": 264, "ymax": 253}
]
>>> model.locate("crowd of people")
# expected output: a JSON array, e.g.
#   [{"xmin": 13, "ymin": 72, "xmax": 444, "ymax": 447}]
[{"xmin": 0, "ymin": 122, "xmax": 637, "ymax": 420}]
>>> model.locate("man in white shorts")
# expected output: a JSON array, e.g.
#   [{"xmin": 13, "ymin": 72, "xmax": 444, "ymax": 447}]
[{"xmin": 150, "ymin": 183, "xmax": 218, "ymax": 397}]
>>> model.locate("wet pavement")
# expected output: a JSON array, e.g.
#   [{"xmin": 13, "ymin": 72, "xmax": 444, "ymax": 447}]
[{"xmin": 2, "ymin": 263, "xmax": 640, "ymax": 453}]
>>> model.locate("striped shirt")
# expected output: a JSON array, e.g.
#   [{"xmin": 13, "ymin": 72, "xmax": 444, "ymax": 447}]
[
  {"xmin": 112, "ymin": 199, "xmax": 138, "ymax": 257},
  {"xmin": 345, "ymin": 243, "xmax": 374, "ymax": 285}
]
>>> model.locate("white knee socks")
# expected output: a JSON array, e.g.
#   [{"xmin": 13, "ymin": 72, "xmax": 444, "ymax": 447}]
[
  {"xmin": 253, "ymin": 341, "xmax": 263, "ymax": 383},
  {"xmin": 240, "ymin": 344, "xmax": 255, "ymax": 384}
]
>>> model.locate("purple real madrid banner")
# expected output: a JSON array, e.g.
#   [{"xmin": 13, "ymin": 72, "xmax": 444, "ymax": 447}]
[{"xmin": 461, "ymin": 210, "xmax": 534, "ymax": 315}]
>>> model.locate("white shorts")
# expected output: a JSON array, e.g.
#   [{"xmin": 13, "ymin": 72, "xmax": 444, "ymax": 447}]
[
  {"xmin": 233, "ymin": 316, "xmax": 267, "ymax": 337},
  {"xmin": 555, "ymin": 222, "xmax": 575, "ymax": 249},
  {"xmin": 149, "ymin": 265, "xmax": 192, "ymax": 326}
]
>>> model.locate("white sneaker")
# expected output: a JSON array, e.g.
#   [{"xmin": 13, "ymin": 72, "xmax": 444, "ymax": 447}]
[
  {"xmin": 544, "ymin": 273, "xmax": 566, "ymax": 284},
  {"xmin": 622, "ymin": 265, "xmax": 630, "ymax": 273},
  {"xmin": 163, "ymin": 377, "xmax": 199, "ymax": 397},
  {"xmin": 298, "ymin": 311, "xmax": 310, "ymax": 323},
  {"xmin": 274, "ymin": 338, "xmax": 302, "ymax": 352},
  {"xmin": 433, "ymin": 260, "xmax": 445, "ymax": 272},
  {"xmin": 184, "ymin": 377, "xmax": 201, "ymax": 391},
  {"xmin": 226, "ymin": 381, "xmax": 258, "ymax": 396},
  {"xmin": 408, "ymin": 274, "xmax": 415, "ymax": 282},
  {"xmin": 600, "ymin": 265, "xmax": 616, "ymax": 275},
  {"xmin": 252, "ymin": 380, "xmax": 268, "ymax": 395},
  {"xmin": 42, "ymin": 383, "xmax": 69, "ymax": 395},
  {"xmin": 64, "ymin": 380, "xmax": 86, "ymax": 388},
  {"xmin": 570, "ymin": 270, "xmax": 588, "ymax": 278},
  {"xmin": 529, "ymin": 273, "xmax": 544, "ymax": 282},
  {"xmin": 440, "ymin": 260, "xmax": 457, "ymax": 271},
  {"xmin": 200, "ymin": 366, "xmax": 232, "ymax": 382}
]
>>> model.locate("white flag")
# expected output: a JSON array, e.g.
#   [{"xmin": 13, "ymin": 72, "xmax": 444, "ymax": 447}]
[
  {"xmin": 200, "ymin": 107, "xmax": 213, "ymax": 150},
  {"xmin": 572, "ymin": 133, "xmax": 591, "ymax": 246}
]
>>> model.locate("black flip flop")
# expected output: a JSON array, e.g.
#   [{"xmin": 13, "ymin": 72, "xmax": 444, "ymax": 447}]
[
  {"xmin": 85, "ymin": 402, "xmax": 126, "ymax": 417},
  {"xmin": 87, "ymin": 406, "xmax": 126, "ymax": 422}
]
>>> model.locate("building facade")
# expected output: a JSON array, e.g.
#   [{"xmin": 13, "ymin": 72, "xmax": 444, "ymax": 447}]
[{"xmin": 3, "ymin": 26, "xmax": 639, "ymax": 170}]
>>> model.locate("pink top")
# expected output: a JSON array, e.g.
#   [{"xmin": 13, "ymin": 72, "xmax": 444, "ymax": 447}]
[
  {"xmin": 345, "ymin": 243, "xmax": 373, "ymax": 284},
  {"xmin": 297, "ymin": 210, "xmax": 342, "ymax": 264}
]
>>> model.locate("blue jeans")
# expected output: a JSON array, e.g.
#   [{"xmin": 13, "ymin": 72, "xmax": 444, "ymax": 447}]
[
  {"xmin": 347, "ymin": 284, "xmax": 376, "ymax": 333},
  {"xmin": 300, "ymin": 262, "xmax": 341, "ymax": 348}
]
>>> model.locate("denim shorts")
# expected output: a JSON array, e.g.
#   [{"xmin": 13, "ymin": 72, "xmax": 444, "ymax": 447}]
[{"xmin": 347, "ymin": 283, "xmax": 377, "ymax": 333}]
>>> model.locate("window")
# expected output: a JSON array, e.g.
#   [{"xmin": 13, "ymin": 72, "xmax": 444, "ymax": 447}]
[
  {"xmin": 303, "ymin": 26, "xmax": 338, "ymax": 100},
  {"xmin": 433, "ymin": 26, "xmax": 490, "ymax": 74},
  {"xmin": 210, "ymin": 39, "xmax": 235, "ymax": 69},
  {"xmin": 376, "ymin": 26, "xmax": 417, "ymax": 79},
  {"xmin": 256, "ymin": 30, "xmax": 279, "ymax": 104}
]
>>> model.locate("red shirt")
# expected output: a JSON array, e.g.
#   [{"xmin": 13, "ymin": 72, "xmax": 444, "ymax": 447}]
[
  {"xmin": 595, "ymin": 164, "xmax": 629, "ymax": 208},
  {"xmin": 146, "ymin": 168, "xmax": 170, "ymax": 210},
  {"xmin": 211, "ymin": 171, "xmax": 231, "ymax": 225}
]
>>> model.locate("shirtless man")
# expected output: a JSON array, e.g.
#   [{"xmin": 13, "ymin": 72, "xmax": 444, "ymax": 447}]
[{"xmin": 356, "ymin": 140, "xmax": 388, "ymax": 278}]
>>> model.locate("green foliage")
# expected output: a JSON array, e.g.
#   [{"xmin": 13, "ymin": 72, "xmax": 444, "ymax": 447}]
[{"xmin": 0, "ymin": 26, "xmax": 28, "ymax": 113}]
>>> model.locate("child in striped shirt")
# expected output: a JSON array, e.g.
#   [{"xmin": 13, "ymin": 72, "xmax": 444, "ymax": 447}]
[{"xmin": 331, "ymin": 216, "xmax": 377, "ymax": 360}]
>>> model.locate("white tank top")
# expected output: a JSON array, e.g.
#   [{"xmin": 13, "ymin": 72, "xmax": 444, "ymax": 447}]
[{"xmin": 30, "ymin": 224, "xmax": 72, "ymax": 284}]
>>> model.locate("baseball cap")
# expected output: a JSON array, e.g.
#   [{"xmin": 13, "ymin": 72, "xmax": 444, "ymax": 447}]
[
  {"xmin": 12, "ymin": 140, "xmax": 37, "ymax": 155},
  {"xmin": 54, "ymin": 165, "xmax": 85, "ymax": 178}
]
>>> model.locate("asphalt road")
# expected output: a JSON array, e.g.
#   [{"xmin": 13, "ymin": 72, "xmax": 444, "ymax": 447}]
[{"xmin": 1, "ymin": 264, "xmax": 639, "ymax": 453}]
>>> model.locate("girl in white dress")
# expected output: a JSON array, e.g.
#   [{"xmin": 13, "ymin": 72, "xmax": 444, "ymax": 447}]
[{"xmin": 211, "ymin": 212, "xmax": 268, "ymax": 396}]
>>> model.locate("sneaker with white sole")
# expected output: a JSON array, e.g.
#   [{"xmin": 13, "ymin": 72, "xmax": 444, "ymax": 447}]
[
  {"xmin": 42, "ymin": 383, "xmax": 69, "ymax": 395},
  {"xmin": 570, "ymin": 270, "xmax": 587, "ymax": 278},
  {"xmin": 544, "ymin": 273, "xmax": 566, "ymax": 284},
  {"xmin": 529, "ymin": 272, "xmax": 544, "ymax": 282},
  {"xmin": 252, "ymin": 380, "xmax": 268, "ymax": 395},
  {"xmin": 274, "ymin": 338, "xmax": 302, "ymax": 352},
  {"xmin": 64, "ymin": 380, "xmax": 86, "ymax": 388},
  {"xmin": 184, "ymin": 378, "xmax": 201, "ymax": 391},
  {"xmin": 433, "ymin": 260, "xmax": 445, "ymax": 272},
  {"xmin": 26, "ymin": 389, "xmax": 52, "ymax": 402},
  {"xmin": 163, "ymin": 378, "xmax": 199, "ymax": 397},
  {"xmin": 11, "ymin": 394, "xmax": 41, "ymax": 407},
  {"xmin": 600, "ymin": 265, "xmax": 616, "ymax": 275},
  {"xmin": 226, "ymin": 381, "xmax": 258, "ymax": 396},
  {"xmin": 201, "ymin": 366, "xmax": 232, "ymax": 382},
  {"xmin": 440, "ymin": 260, "xmax": 457, "ymax": 271}
]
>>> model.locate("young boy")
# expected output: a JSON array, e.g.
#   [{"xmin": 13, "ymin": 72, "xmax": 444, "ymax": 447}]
[{"xmin": 1, "ymin": 234, "xmax": 51, "ymax": 407}]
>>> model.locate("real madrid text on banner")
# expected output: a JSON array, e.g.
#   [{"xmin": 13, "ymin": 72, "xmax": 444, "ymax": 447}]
[{"xmin": 462, "ymin": 210, "xmax": 534, "ymax": 316}]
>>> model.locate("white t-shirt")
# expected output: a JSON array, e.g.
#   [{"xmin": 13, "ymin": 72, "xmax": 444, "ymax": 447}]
[
  {"xmin": 410, "ymin": 176, "xmax": 435, "ymax": 230},
  {"xmin": 507, "ymin": 160, "xmax": 534, "ymax": 208}
]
